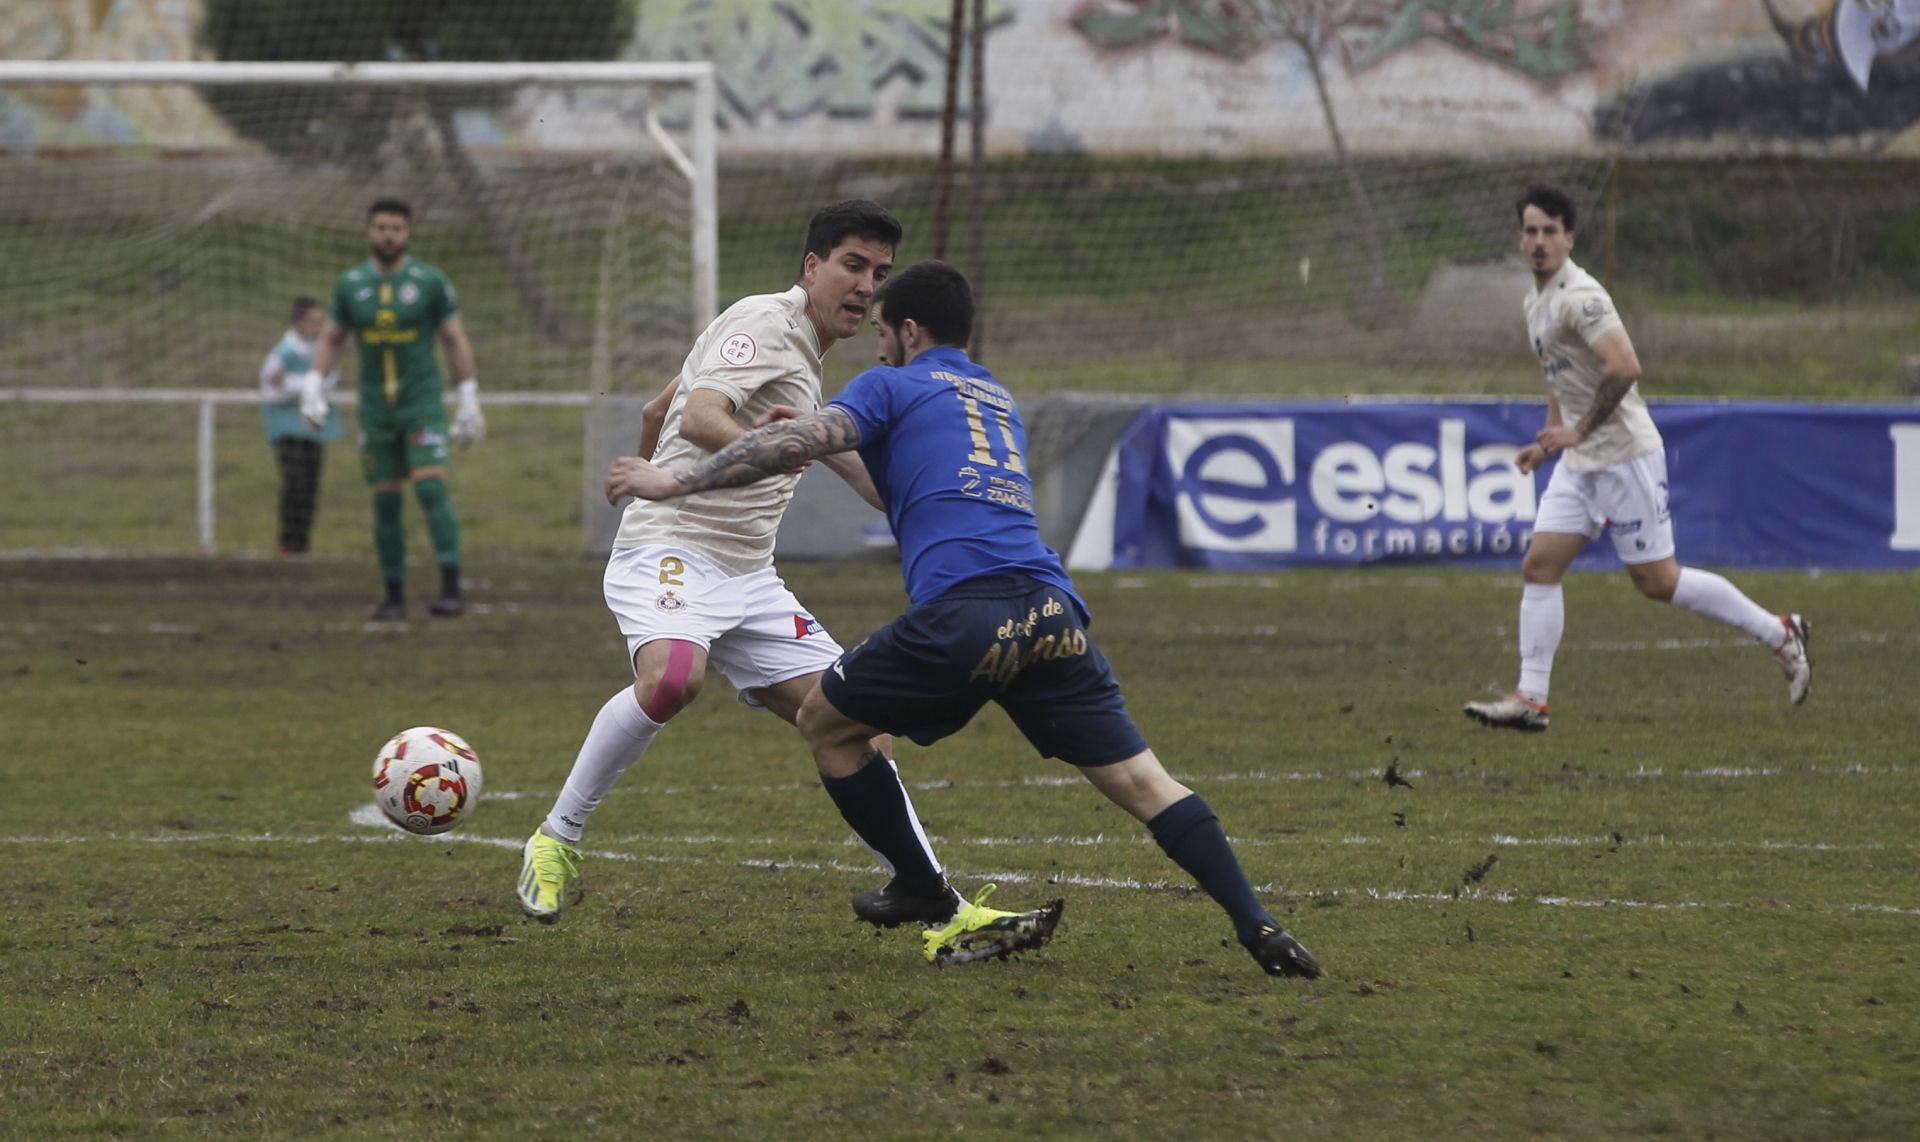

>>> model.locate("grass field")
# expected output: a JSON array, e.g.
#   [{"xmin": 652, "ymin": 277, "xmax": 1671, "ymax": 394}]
[{"xmin": 2, "ymin": 556, "xmax": 1915, "ymax": 1137}]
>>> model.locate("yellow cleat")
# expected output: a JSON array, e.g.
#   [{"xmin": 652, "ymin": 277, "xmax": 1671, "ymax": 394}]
[
  {"xmin": 921, "ymin": 883, "xmax": 1064, "ymax": 965},
  {"xmin": 516, "ymin": 828, "xmax": 583, "ymax": 924}
]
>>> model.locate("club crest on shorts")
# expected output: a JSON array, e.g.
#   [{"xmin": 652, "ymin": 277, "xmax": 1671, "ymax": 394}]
[
  {"xmin": 793, "ymin": 614, "xmax": 823, "ymax": 638},
  {"xmin": 656, "ymin": 591, "xmax": 686, "ymax": 613}
]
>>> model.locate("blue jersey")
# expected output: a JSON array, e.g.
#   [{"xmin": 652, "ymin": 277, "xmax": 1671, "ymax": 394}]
[{"xmin": 829, "ymin": 346, "xmax": 1084, "ymax": 616}]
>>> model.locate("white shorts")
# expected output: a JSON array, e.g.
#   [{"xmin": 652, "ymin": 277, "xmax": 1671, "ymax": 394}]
[
  {"xmin": 603, "ymin": 545, "xmax": 843, "ymax": 709},
  {"xmin": 1535, "ymin": 450, "xmax": 1675, "ymax": 565}
]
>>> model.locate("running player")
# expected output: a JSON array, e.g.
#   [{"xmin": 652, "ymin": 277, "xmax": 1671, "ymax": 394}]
[
  {"xmin": 296, "ymin": 198, "xmax": 485, "ymax": 620},
  {"xmin": 1462, "ymin": 184, "xmax": 1810, "ymax": 733},
  {"xmin": 605, "ymin": 260, "xmax": 1322, "ymax": 979}
]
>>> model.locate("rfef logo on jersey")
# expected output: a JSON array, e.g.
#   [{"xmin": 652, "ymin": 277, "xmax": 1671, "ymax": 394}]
[
  {"xmin": 793, "ymin": 614, "xmax": 823, "ymax": 638},
  {"xmin": 719, "ymin": 333, "xmax": 757, "ymax": 366}
]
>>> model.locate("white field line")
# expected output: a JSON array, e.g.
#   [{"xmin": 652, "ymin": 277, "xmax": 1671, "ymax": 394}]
[
  {"xmin": 1179, "ymin": 628, "xmax": 1904, "ymax": 647},
  {"xmin": 405, "ymin": 824, "xmax": 1898, "ymax": 856},
  {"xmin": 443, "ymin": 760, "xmax": 1913, "ymax": 805},
  {"xmin": 6, "ymin": 626, "xmax": 1904, "ymax": 651},
  {"xmin": 1, "ymin": 809, "xmax": 1914, "ymax": 919},
  {"xmin": 1474, "ymin": 629, "xmax": 1899, "ymax": 652}
]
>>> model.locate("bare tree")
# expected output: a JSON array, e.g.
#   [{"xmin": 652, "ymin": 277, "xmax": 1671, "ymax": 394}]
[{"xmin": 1250, "ymin": 1, "xmax": 1391, "ymax": 319}]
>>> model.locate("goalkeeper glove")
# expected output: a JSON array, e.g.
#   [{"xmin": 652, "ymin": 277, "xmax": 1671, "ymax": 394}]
[
  {"xmin": 450, "ymin": 378, "xmax": 486, "ymax": 448},
  {"xmin": 296, "ymin": 371, "xmax": 329, "ymax": 430}
]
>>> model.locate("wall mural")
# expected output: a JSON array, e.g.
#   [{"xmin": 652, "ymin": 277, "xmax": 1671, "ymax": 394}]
[
  {"xmin": 1596, "ymin": 0, "xmax": 1920, "ymax": 144},
  {"xmin": 1071, "ymin": 0, "xmax": 1596, "ymax": 87},
  {"xmin": 634, "ymin": 0, "xmax": 1016, "ymax": 123},
  {"xmin": 0, "ymin": 0, "xmax": 232, "ymax": 152},
  {"xmin": 3, "ymin": 0, "xmax": 1918, "ymax": 156}
]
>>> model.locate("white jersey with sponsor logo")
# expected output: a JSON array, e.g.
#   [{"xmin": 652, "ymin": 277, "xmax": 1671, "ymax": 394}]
[
  {"xmin": 1524, "ymin": 258, "xmax": 1663, "ymax": 473},
  {"xmin": 614, "ymin": 284, "xmax": 825, "ymax": 574}
]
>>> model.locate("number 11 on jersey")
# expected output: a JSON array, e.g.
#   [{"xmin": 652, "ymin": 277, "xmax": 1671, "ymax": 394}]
[{"xmin": 959, "ymin": 395, "xmax": 1026, "ymax": 474}]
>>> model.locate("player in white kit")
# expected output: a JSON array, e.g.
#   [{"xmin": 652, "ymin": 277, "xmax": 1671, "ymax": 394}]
[
  {"xmin": 516, "ymin": 202, "xmax": 1055, "ymax": 959},
  {"xmin": 1463, "ymin": 185, "xmax": 1811, "ymax": 733}
]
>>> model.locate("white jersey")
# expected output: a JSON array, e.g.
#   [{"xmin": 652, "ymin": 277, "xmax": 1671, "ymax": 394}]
[
  {"xmin": 1523, "ymin": 258, "xmax": 1662, "ymax": 473},
  {"xmin": 614, "ymin": 285, "xmax": 826, "ymax": 574}
]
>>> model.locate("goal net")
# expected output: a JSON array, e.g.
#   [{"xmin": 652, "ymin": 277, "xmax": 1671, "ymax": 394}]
[
  {"xmin": 7, "ymin": 25, "xmax": 1915, "ymax": 563},
  {"xmin": 0, "ymin": 61, "xmax": 715, "ymax": 394},
  {"xmin": 0, "ymin": 60, "xmax": 715, "ymax": 557}
]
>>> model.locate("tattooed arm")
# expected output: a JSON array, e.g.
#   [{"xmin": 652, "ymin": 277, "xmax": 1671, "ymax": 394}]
[
  {"xmin": 1573, "ymin": 327, "xmax": 1643, "ymax": 439},
  {"xmin": 753, "ymin": 403, "xmax": 884, "ymax": 511},
  {"xmin": 606, "ymin": 406, "xmax": 865, "ymax": 504},
  {"xmin": 1537, "ymin": 327, "xmax": 1644, "ymax": 454}
]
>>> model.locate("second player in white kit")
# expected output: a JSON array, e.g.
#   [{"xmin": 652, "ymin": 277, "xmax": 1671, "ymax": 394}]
[{"xmin": 1463, "ymin": 185, "xmax": 1811, "ymax": 733}]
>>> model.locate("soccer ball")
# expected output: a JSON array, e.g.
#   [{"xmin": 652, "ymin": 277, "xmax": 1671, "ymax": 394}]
[{"xmin": 372, "ymin": 726, "xmax": 483, "ymax": 835}]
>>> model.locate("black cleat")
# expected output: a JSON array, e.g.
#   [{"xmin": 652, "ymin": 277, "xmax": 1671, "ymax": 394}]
[
  {"xmin": 1246, "ymin": 924, "xmax": 1322, "ymax": 979},
  {"xmin": 852, "ymin": 878, "xmax": 962, "ymax": 927},
  {"xmin": 370, "ymin": 600, "xmax": 407, "ymax": 621},
  {"xmin": 429, "ymin": 594, "xmax": 466, "ymax": 617}
]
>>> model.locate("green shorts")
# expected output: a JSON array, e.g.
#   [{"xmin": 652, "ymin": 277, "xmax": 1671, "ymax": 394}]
[{"xmin": 359, "ymin": 413, "xmax": 452, "ymax": 485}]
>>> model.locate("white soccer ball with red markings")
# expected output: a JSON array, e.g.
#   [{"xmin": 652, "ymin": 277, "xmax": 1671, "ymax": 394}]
[{"xmin": 372, "ymin": 726, "xmax": 483, "ymax": 835}]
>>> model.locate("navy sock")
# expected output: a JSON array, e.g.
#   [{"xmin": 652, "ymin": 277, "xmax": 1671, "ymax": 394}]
[
  {"xmin": 1147, "ymin": 793, "xmax": 1275, "ymax": 945},
  {"xmin": 820, "ymin": 753, "xmax": 943, "ymax": 892}
]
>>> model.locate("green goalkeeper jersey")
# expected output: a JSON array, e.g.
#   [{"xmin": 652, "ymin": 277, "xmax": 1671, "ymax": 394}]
[{"xmin": 330, "ymin": 258, "xmax": 460, "ymax": 424}]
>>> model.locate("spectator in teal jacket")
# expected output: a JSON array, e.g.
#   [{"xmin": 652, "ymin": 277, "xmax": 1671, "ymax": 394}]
[{"xmin": 259, "ymin": 296, "xmax": 343, "ymax": 556}]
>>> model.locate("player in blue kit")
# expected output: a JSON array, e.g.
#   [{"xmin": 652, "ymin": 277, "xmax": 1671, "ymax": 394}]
[{"xmin": 606, "ymin": 261, "xmax": 1321, "ymax": 978}]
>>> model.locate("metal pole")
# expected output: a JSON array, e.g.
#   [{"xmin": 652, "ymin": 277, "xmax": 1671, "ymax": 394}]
[
  {"xmin": 930, "ymin": 0, "xmax": 966, "ymax": 259},
  {"xmin": 967, "ymin": 0, "xmax": 988, "ymax": 361},
  {"xmin": 197, "ymin": 397, "xmax": 216, "ymax": 553},
  {"xmin": 690, "ymin": 64, "xmax": 720, "ymax": 331}
]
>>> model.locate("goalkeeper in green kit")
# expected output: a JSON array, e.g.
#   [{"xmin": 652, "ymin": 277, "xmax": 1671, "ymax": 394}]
[{"xmin": 298, "ymin": 198, "xmax": 485, "ymax": 620}]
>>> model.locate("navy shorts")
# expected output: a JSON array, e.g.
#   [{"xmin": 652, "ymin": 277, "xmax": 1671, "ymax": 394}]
[{"xmin": 818, "ymin": 575, "xmax": 1147, "ymax": 767}]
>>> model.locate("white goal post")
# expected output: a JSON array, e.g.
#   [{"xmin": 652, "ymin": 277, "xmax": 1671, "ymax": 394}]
[{"xmin": 0, "ymin": 59, "xmax": 719, "ymax": 332}]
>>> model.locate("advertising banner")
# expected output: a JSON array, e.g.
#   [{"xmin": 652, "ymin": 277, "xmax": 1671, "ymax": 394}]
[{"xmin": 1066, "ymin": 401, "xmax": 1920, "ymax": 571}]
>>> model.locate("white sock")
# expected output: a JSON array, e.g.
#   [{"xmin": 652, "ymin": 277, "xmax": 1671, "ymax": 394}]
[
  {"xmin": 1517, "ymin": 582, "xmax": 1564, "ymax": 702},
  {"xmin": 1670, "ymin": 567, "xmax": 1783, "ymax": 646},
  {"xmin": 542, "ymin": 688, "xmax": 663, "ymax": 843}
]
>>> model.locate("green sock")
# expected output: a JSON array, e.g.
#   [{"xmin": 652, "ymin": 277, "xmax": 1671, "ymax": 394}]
[
  {"xmin": 373, "ymin": 490, "xmax": 406, "ymax": 584},
  {"xmin": 413, "ymin": 476, "xmax": 462, "ymax": 570}
]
